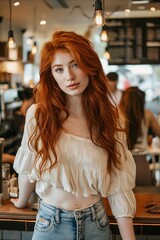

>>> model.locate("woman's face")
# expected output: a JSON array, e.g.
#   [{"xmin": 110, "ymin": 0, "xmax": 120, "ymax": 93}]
[{"xmin": 51, "ymin": 50, "xmax": 89, "ymax": 97}]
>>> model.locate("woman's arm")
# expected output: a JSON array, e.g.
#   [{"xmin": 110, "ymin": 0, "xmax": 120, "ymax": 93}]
[
  {"xmin": 2, "ymin": 153, "xmax": 15, "ymax": 164},
  {"xmin": 117, "ymin": 217, "xmax": 136, "ymax": 240},
  {"xmin": 10, "ymin": 173, "xmax": 35, "ymax": 208}
]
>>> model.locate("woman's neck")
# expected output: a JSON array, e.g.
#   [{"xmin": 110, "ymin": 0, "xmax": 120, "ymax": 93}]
[{"xmin": 66, "ymin": 96, "xmax": 84, "ymax": 119}]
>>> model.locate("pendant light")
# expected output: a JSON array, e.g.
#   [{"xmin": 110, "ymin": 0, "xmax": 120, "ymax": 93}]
[
  {"xmin": 32, "ymin": 41, "xmax": 37, "ymax": 55},
  {"xmin": 31, "ymin": 6, "xmax": 37, "ymax": 55},
  {"xmin": 104, "ymin": 47, "xmax": 110, "ymax": 60},
  {"xmin": 100, "ymin": 26, "xmax": 108, "ymax": 42},
  {"xmin": 8, "ymin": 0, "xmax": 16, "ymax": 49},
  {"xmin": 13, "ymin": 1, "xmax": 20, "ymax": 6},
  {"xmin": 92, "ymin": 0, "xmax": 105, "ymax": 27}
]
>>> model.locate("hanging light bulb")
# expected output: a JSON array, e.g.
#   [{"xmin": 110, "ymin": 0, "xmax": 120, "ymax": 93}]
[
  {"xmin": 8, "ymin": 0, "xmax": 16, "ymax": 49},
  {"xmin": 8, "ymin": 30, "xmax": 16, "ymax": 48},
  {"xmin": 92, "ymin": 0, "xmax": 105, "ymax": 27},
  {"xmin": 104, "ymin": 47, "xmax": 110, "ymax": 60},
  {"xmin": 32, "ymin": 41, "xmax": 37, "ymax": 55},
  {"xmin": 31, "ymin": 6, "xmax": 38, "ymax": 55},
  {"xmin": 100, "ymin": 28, "xmax": 108, "ymax": 42}
]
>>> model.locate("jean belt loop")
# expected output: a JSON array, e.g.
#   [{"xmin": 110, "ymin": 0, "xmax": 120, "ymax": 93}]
[
  {"xmin": 55, "ymin": 208, "xmax": 61, "ymax": 224},
  {"xmin": 90, "ymin": 206, "xmax": 96, "ymax": 221}
]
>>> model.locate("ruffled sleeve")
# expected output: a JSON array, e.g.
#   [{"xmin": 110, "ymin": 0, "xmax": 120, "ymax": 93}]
[
  {"xmin": 107, "ymin": 129, "xmax": 136, "ymax": 219},
  {"xmin": 13, "ymin": 104, "xmax": 37, "ymax": 182}
]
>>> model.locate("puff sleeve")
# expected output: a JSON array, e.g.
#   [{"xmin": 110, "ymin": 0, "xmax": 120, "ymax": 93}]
[
  {"xmin": 13, "ymin": 104, "xmax": 37, "ymax": 181},
  {"xmin": 107, "ymin": 130, "xmax": 136, "ymax": 219}
]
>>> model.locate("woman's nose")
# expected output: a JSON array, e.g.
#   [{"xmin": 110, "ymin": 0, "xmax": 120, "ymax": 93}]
[{"xmin": 66, "ymin": 68, "xmax": 74, "ymax": 81}]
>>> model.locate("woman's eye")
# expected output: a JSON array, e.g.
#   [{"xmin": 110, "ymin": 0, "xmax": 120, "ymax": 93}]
[
  {"xmin": 72, "ymin": 63, "xmax": 78, "ymax": 68},
  {"xmin": 55, "ymin": 68, "xmax": 63, "ymax": 73}
]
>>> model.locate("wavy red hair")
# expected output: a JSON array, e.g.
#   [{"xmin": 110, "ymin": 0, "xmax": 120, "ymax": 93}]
[{"xmin": 30, "ymin": 31, "xmax": 126, "ymax": 175}]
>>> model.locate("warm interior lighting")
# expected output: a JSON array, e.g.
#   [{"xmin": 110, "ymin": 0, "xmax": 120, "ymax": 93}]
[
  {"xmin": 92, "ymin": 0, "xmax": 104, "ymax": 27},
  {"xmin": 125, "ymin": 0, "xmax": 131, "ymax": 15},
  {"xmin": 13, "ymin": 1, "xmax": 20, "ymax": 6},
  {"xmin": 104, "ymin": 47, "xmax": 110, "ymax": 60},
  {"xmin": 100, "ymin": 29, "xmax": 108, "ymax": 42},
  {"xmin": 150, "ymin": 7, "xmax": 156, "ymax": 11},
  {"xmin": 132, "ymin": 0, "xmax": 149, "ymax": 4},
  {"xmin": 31, "ymin": 6, "xmax": 37, "ymax": 55},
  {"xmin": 8, "ymin": 30, "xmax": 16, "ymax": 48},
  {"xmin": 31, "ymin": 41, "xmax": 37, "ymax": 55},
  {"xmin": 40, "ymin": 20, "xmax": 47, "ymax": 25},
  {"xmin": 8, "ymin": 0, "xmax": 16, "ymax": 49},
  {"xmin": 125, "ymin": 8, "xmax": 131, "ymax": 13}
]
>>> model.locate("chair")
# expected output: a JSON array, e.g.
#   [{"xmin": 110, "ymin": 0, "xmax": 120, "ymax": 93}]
[{"xmin": 133, "ymin": 154, "xmax": 155, "ymax": 186}]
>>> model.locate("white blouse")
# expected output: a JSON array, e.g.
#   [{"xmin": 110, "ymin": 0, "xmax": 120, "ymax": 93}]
[
  {"xmin": 13, "ymin": 104, "xmax": 136, "ymax": 219},
  {"xmin": 131, "ymin": 120, "xmax": 148, "ymax": 155}
]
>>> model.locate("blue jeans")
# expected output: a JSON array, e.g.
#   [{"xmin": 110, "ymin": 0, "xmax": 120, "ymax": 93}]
[{"xmin": 32, "ymin": 198, "xmax": 112, "ymax": 240}]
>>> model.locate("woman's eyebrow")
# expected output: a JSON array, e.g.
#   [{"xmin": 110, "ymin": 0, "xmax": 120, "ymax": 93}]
[
  {"xmin": 52, "ymin": 59, "xmax": 75, "ymax": 68},
  {"xmin": 52, "ymin": 64, "xmax": 62, "ymax": 68}
]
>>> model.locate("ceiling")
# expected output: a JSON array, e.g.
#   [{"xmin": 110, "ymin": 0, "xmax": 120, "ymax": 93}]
[{"xmin": 0, "ymin": 0, "xmax": 160, "ymax": 45}]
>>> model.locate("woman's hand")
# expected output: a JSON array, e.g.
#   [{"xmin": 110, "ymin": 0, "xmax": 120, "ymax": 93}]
[
  {"xmin": 10, "ymin": 173, "xmax": 36, "ymax": 209},
  {"xmin": 10, "ymin": 198, "xmax": 28, "ymax": 208}
]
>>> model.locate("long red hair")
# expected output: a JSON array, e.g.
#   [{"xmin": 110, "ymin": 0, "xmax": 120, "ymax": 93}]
[{"xmin": 30, "ymin": 31, "xmax": 125, "ymax": 174}]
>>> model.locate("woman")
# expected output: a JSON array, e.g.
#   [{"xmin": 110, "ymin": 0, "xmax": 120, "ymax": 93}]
[
  {"xmin": 119, "ymin": 87, "xmax": 160, "ymax": 186},
  {"xmin": 119, "ymin": 86, "xmax": 160, "ymax": 155},
  {"xmin": 11, "ymin": 31, "xmax": 136, "ymax": 240},
  {"xmin": 2, "ymin": 153, "xmax": 15, "ymax": 164}
]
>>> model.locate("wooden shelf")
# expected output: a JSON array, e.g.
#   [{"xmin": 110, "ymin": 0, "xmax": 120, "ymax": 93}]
[{"xmin": 105, "ymin": 18, "xmax": 160, "ymax": 65}]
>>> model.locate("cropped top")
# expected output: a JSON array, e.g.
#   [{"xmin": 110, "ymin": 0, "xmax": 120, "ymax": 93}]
[{"xmin": 13, "ymin": 104, "xmax": 136, "ymax": 219}]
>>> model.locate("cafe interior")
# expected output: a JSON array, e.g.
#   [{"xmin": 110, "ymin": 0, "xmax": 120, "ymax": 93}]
[{"xmin": 0, "ymin": 0, "xmax": 160, "ymax": 239}]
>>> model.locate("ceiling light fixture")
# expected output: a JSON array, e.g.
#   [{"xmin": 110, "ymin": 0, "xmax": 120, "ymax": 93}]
[
  {"xmin": 31, "ymin": 6, "xmax": 37, "ymax": 55},
  {"xmin": 8, "ymin": 0, "xmax": 16, "ymax": 49},
  {"xmin": 125, "ymin": 0, "xmax": 131, "ymax": 14},
  {"xmin": 100, "ymin": 27, "xmax": 108, "ymax": 42},
  {"xmin": 92, "ymin": 0, "xmax": 105, "ymax": 27},
  {"xmin": 104, "ymin": 47, "xmax": 110, "ymax": 60},
  {"xmin": 40, "ymin": 19, "xmax": 47, "ymax": 25},
  {"xmin": 32, "ymin": 41, "xmax": 37, "ymax": 55},
  {"xmin": 150, "ymin": 7, "xmax": 156, "ymax": 11},
  {"xmin": 13, "ymin": 1, "xmax": 20, "ymax": 6},
  {"xmin": 132, "ymin": 0, "xmax": 149, "ymax": 4}
]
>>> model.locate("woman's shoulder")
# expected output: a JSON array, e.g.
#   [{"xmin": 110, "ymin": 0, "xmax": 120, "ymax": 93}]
[
  {"xmin": 26, "ymin": 104, "xmax": 37, "ymax": 119},
  {"xmin": 145, "ymin": 109, "xmax": 155, "ymax": 120}
]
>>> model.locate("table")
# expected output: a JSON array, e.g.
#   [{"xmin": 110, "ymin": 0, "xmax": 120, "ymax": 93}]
[
  {"xmin": 104, "ymin": 186, "xmax": 160, "ymax": 235},
  {"xmin": 0, "ymin": 187, "xmax": 159, "ymax": 236}
]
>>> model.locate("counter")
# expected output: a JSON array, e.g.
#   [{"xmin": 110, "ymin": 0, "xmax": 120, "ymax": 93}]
[
  {"xmin": 0, "ymin": 187, "xmax": 159, "ymax": 235},
  {"xmin": 104, "ymin": 186, "xmax": 160, "ymax": 235}
]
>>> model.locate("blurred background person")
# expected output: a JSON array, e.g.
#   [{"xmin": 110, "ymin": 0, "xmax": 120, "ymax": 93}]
[
  {"xmin": 2, "ymin": 87, "xmax": 34, "ymax": 166},
  {"xmin": 119, "ymin": 86, "xmax": 160, "ymax": 155},
  {"xmin": 119, "ymin": 86, "xmax": 160, "ymax": 186},
  {"xmin": 106, "ymin": 72, "xmax": 123, "ymax": 105},
  {"xmin": 13, "ymin": 87, "xmax": 35, "ymax": 134},
  {"xmin": 17, "ymin": 87, "xmax": 34, "ymax": 117},
  {"xmin": 2, "ymin": 153, "xmax": 15, "ymax": 164}
]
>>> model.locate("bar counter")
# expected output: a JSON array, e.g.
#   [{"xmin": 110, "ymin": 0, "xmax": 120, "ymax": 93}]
[{"xmin": 0, "ymin": 187, "xmax": 159, "ymax": 235}]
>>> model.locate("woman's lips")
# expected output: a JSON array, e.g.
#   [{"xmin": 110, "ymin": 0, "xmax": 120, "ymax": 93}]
[{"xmin": 67, "ymin": 83, "xmax": 79, "ymax": 90}]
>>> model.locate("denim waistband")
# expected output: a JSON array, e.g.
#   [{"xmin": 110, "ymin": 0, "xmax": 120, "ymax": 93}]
[{"xmin": 40, "ymin": 198, "xmax": 104, "ymax": 224}]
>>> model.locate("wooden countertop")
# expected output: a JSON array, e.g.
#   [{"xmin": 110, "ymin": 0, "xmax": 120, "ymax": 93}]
[
  {"xmin": 0, "ymin": 200, "xmax": 36, "ymax": 220},
  {"xmin": 103, "ymin": 186, "xmax": 160, "ymax": 225},
  {"xmin": 0, "ymin": 187, "xmax": 159, "ymax": 225}
]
